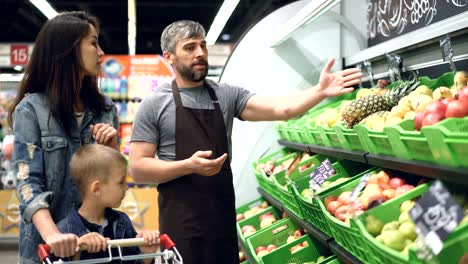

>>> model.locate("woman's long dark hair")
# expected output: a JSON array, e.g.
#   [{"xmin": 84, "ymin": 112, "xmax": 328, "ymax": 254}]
[{"xmin": 8, "ymin": 11, "xmax": 109, "ymax": 136}]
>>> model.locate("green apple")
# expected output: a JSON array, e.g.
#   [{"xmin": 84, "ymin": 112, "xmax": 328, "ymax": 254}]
[
  {"xmin": 400, "ymin": 200, "xmax": 416, "ymax": 213},
  {"xmin": 399, "ymin": 221, "xmax": 417, "ymax": 241},
  {"xmin": 366, "ymin": 215, "xmax": 384, "ymax": 237}
]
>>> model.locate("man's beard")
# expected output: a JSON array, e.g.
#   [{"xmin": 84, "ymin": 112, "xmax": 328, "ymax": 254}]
[{"xmin": 175, "ymin": 59, "xmax": 209, "ymax": 82}]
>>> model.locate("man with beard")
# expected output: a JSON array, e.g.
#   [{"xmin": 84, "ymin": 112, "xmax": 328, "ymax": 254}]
[{"xmin": 129, "ymin": 20, "xmax": 362, "ymax": 263}]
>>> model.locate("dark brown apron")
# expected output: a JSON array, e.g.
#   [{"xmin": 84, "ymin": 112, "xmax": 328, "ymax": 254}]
[{"xmin": 157, "ymin": 80, "xmax": 238, "ymax": 264}]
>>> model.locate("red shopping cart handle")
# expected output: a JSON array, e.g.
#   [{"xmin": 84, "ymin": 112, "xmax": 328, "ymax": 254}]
[
  {"xmin": 38, "ymin": 244, "xmax": 51, "ymax": 262},
  {"xmin": 38, "ymin": 234, "xmax": 175, "ymax": 261},
  {"xmin": 159, "ymin": 234, "xmax": 176, "ymax": 249}
]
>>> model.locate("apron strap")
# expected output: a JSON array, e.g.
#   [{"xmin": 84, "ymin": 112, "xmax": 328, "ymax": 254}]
[{"xmin": 171, "ymin": 80, "xmax": 220, "ymax": 109}]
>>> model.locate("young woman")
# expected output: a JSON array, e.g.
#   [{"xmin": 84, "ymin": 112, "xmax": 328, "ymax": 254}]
[{"xmin": 8, "ymin": 11, "xmax": 119, "ymax": 264}]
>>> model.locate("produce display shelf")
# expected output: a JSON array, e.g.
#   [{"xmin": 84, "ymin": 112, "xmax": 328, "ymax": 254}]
[
  {"xmin": 278, "ymin": 140, "xmax": 367, "ymax": 163},
  {"xmin": 238, "ymin": 238, "xmax": 255, "ymax": 264},
  {"xmin": 278, "ymin": 140, "xmax": 468, "ymax": 186},
  {"xmin": 257, "ymin": 187, "xmax": 362, "ymax": 264}
]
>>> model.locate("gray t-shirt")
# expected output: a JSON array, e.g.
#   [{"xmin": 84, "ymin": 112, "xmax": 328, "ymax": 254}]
[{"xmin": 131, "ymin": 79, "xmax": 254, "ymax": 161}]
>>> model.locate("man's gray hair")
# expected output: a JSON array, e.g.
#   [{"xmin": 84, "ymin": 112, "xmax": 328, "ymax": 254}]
[{"xmin": 160, "ymin": 20, "xmax": 206, "ymax": 53}]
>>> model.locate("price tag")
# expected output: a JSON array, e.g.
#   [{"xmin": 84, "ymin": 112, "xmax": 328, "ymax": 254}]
[
  {"xmin": 10, "ymin": 44, "xmax": 29, "ymax": 65},
  {"xmin": 309, "ymin": 159, "xmax": 335, "ymax": 188},
  {"xmin": 386, "ymin": 53, "xmax": 403, "ymax": 82},
  {"xmin": 409, "ymin": 180, "xmax": 464, "ymax": 255},
  {"xmin": 349, "ymin": 173, "xmax": 371, "ymax": 203},
  {"xmin": 439, "ymin": 35, "xmax": 456, "ymax": 72}
]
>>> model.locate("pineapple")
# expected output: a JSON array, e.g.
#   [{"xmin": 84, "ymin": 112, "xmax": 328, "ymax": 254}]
[{"xmin": 342, "ymin": 78, "xmax": 420, "ymax": 128}]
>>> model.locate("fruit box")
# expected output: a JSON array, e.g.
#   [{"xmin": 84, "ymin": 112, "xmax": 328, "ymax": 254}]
[
  {"xmin": 334, "ymin": 123, "xmax": 366, "ymax": 151},
  {"xmin": 246, "ymin": 218, "xmax": 322, "ymax": 264},
  {"xmin": 354, "ymin": 183, "xmax": 429, "ymax": 264},
  {"xmin": 236, "ymin": 197, "xmax": 268, "ymax": 215},
  {"xmin": 252, "ymin": 148, "xmax": 296, "ymax": 197},
  {"xmin": 237, "ymin": 206, "xmax": 282, "ymax": 246},
  {"xmin": 384, "ymin": 119, "xmax": 435, "ymax": 163},
  {"xmin": 275, "ymin": 122, "xmax": 287, "ymax": 140},
  {"xmin": 355, "ymin": 123, "xmax": 396, "ymax": 157},
  {"xmin": 292, "ymin": 168, "xmax": 376, "ymax": 237},
  {"xmin": 318, "ymin": 125, "xmax": 342, "ymax": 148},
  {"xmin": 273, "ymin": 154, "xmax": 341, "ymax": 218},
  {"xmin": 317, "ymin": 169, "xmax": 425, "ymax": 263},
  {"xmin": 422, "ymin": 117, "xmax": 468, "ymax": 168}
]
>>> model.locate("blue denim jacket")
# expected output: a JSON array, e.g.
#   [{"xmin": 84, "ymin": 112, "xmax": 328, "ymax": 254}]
[
  {"xmin": 56, "ymin": 208, "xmax": 142, "ymax": 264},
  {"xmin": 12, "ymin": 93, "xmax": 118, "ymax": 264}
]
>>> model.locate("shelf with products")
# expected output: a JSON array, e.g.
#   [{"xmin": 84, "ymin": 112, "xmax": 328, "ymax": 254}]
[
  {"xmin": 278, "ymin": 140, "xmax": 468, "ymax": 186},
  {"xmin": 257, "ymin": 187, "xmax": 363, "ymax": 264}
]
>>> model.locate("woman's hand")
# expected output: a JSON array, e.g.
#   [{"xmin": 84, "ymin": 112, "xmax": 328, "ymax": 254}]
[{"xmin": 90, "ymin": 123, "xmax": 118, "ymax": 149}]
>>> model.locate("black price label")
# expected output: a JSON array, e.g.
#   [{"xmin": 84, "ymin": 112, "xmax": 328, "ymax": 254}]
[
  {"xmin": 439, "ymin": 35, "xmax": 456, "ymax": 72},
  {"xmin": 309, "ymin": 159, "xmax": 335, "ymax": 188},
  {"xmin": 386, "ymin": 53, "xmax": 403, "ymax": 82},
  {"xmin": 349, "ymin": 173, "xmax": 371, "ymax": 203},
  {"xmin": 409, "ymin": 180, "xmax": 464, "ymax": 255}
]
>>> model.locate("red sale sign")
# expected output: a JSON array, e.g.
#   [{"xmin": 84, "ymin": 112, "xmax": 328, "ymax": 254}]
[{"xmin": 10, "ymin": 45, "xmax": 28, "ymax": 65}]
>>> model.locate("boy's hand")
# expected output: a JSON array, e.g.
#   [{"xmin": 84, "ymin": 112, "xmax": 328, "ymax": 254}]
[
  {"xmin": 77, "ymin": 232, "xmax": 109, "ymax": 253},
  {"xmin": 136, "ymin": 230, "xmax": 160, "ymax": 254},
  {"xmin": 90, "ymin": 123, "xmax": 118, "ymax": 148}
]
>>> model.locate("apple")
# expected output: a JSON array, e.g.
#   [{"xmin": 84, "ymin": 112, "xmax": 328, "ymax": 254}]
[
  {"xmin": 260, "ymin": 217, "xmax": 276, "ymax": 229},
  {"xmin": 383, "ymin": 189, "xmax": 396, "ymax": 200},
  {"xmin": 243, "ymin": 229, "xmax": 256, "ymax": 237},
  {"xmin": 236, "ymin": 213, "xmax": 245, "ymax": 222},
  {"xmin": 264, "ymin": 161, "xmax": 275, "ymax": 175},
  {"xmin": 259, "ymin": 212, "xmax": 273, "ymax": 221},
  {"xmin": 301, "ymin": 241, "xmax": 309, "ymax": 247},
  {"xmin": 337, "ymin": 191, "xmax": 352, "ymax": 205},
  {"xmin": 422, "ymin": 111, "xmax": 445, "ymax": 127},
  {"xmin": 446, "ymin": 99, "xmax": 468, "ymax": 118},
  {"xmin": 389, "ymin": 177, "xmax": 406, "ymax": 189},
  {"xmin": 256, "ymin": 163, "xmax": 265, "ymax": 172},
  {"xmin": 243, "ymin": 210, "xmax": 255, "ymax": 219},
  {"xmin": 395, "ymin": 184, "xmax": 415, "ymax": 196},
  {"xmin": 458, "ymin": 86, "xmax": 468, "ymax": 101},
  {"xmin": 286, "ymin": 235, "xmax": 296, "ymax": 244},
  {"xmin": 334, "ymin": 205, "xmax": 352, "ymax": 222},
  {"xmin": 241, "ymin": 225, "xmax": 254, "ymax": 233},
  {"xmin": 260, "ymin": 201, "xmax": 269, "ymax": 209},
  {"xmin": 298, "ymin": 165, "xmax": 309, "ymax": 172},
  {"xmin": 327, "ymin": 201, "xmax": 343, "ymax": 215},
  {"xmin": 324, "ymin": 196, "xmax": 337, "ymax": 207},
  {"xmin": 266, "ymin": 244, "xmax": 277, "ymax": 252},
  {"xmin": 272, "ymin": 165, "xmax": 284, "ymax": 175},
  {"xmin": 256, "ymin": 246, "xmax": 267, "ymax": 254},
  {"xmin": 425, "ymin": 100, "xmax": 447, "ymax": 116},
  {"xmin": 257, "ymin": 249, "xmax": 269, "ymax": 257},
  {"xmin": 414, "ymin": 111, "xmax": 425, "ymax": 130},
  {"xmin": 293, "ymin": 229, "xmax": 303, "ymax": 239},
  {"xmin": 251, "ymin": 206, "xmax": 261, "ymax": 214}
]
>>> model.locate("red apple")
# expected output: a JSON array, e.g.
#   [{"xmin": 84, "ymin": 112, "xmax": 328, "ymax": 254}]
[
  {"xmin": 389, "ymin": 177, "xmax": 406, "ymax": 189},
  {"xmin": 236, "ymin": 213, "xmax": 245, "ymax": 222},
  {"xmin": 260, "ymin": 201, "xmax": 269, "ymax": 209},
  {"xmin": 414, "ymin": 112, "xmax": 425, "ymax": 130},
  {"xmin": 334, "ymin": 205, "xmax": 352, "ymax": 222},
  {"xmin": 256, "ymin": 246, "xmax": 267, "ymax": 254},
  {"xmin": 324, "ymin": 196, "xmax": 338, "ymax": 207},
  {"xmin": 395, "ymin": 184, "xmax": 415, "ymax": 196},
  {"xmin": 441, "ymin": 98, "xmax": 454, "ymax": 106},
  {"xmin": 242, "ymin": 225, "xmax": 255, "ymax": 233},
  {"xmin": 446, "ymin": 99, "xmax": 468, "ymax": 118},
  {"xmin": 266, "ymin": 244, "xmax": 277, "ymax": 252},
  {"xmin": 259, "ymin": 212, "xmax": 273, "ymax": 221},
  {"xmin": 337, "ymin": 191, "xmax": 353, "ymax": 205},
  {"xmin": 422, "ymin": 112, "xmax": 445, "ymax": 127},
  {"xmin": 327, "ymin": 201, "xmax": 343, "ymax": 215},
  {"xmin": 425, "ymin": 100, "xmax": 447, "ymax": 116},
  {"xmin": 301, "ymin": 241, "xmax": 309, "ymax": 247},
  {"xmin": 458, "ymin": 86, "xmax": 468, "ymax": 101},
  {"xmin": 293, "ymin": 229, "xmax": 303, "ymax": 239},
  {"xmin": 290, "ymin": 245, "xmax": 303, "ymax": 253}
]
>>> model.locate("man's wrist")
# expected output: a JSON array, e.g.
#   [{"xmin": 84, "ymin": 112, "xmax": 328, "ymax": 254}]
[{"xmin": 312, "ymin": 84, "xmax": 327, "ymax": 100}]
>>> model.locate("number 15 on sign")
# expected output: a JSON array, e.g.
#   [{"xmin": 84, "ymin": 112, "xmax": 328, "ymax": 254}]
[{"xmin": 11, "ymin": 45, "xmax": 28, "ymax": 65}]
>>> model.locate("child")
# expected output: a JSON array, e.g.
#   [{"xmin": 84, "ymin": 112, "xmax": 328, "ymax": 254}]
[{"xmin": 56, "ymin": 144, "xmax": 159, "ymax": 263}]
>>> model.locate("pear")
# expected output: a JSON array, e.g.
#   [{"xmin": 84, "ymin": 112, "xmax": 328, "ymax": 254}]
[{"xmin": 433, "ymin": 86, "xmax": 453, "ymax": 100}]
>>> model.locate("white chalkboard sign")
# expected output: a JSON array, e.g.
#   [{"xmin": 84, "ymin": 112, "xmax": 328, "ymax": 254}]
[{"xmin": 367, "ymin": 0, "xmax": 468, "ymax": 47}]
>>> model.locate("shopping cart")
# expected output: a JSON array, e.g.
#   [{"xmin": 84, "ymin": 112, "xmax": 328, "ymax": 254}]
[{"xmin": 38, "ymin": 234, "xmax": 182, "ymax": 264}]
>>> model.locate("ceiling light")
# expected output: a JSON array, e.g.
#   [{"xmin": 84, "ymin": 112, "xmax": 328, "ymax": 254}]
[
  {"xmin": 205, "ymin": 0, "xmax": 240, "ymax": 45},
  {"xmin": 29, "ymin": 0, "xmax": 58, "ymax": 20},
  {"xmin": 14, "ymin": 66, "xmax": 24, "ymax": 72}
]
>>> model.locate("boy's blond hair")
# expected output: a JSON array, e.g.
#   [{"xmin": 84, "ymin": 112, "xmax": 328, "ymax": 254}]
[{"xmin": 70, "ymin": 144, "xmax": 127, "ymax": 194}]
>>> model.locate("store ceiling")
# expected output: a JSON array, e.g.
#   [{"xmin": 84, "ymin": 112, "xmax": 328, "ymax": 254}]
[{"xmin": 0, "ymin": 0, "xmax": 296, "ymax": 55}]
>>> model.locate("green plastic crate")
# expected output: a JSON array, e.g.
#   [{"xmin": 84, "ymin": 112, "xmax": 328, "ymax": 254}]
[
  {"xmin": 335, "ymin": 124, "xmax": 365, "ymax": 151},
  {"xmin": 292, "ymin": 168, "xmax": 376, "ymax": 236},
  {"xmin": 422, "ymin": 117, "xmax": 468, "ymax": 168},
  {"xmin": 246, "ymin": 218, "xmax": 320, "ymax": 264},
  {"xmin": 275, "ymin": 122, "xmax": 287, "ymax": 140},
  {"xmin": 355, "ymin": 183, "xmax": 428, "ymax": 264},
  {"xmin": 252, "ymin": 149, "xmax": 295, "ymax": 196},
  {"xmin": 318, "ymin": 125, "xmax": 342, "ymax": 148},
  {"xmin": 384, "ymin": 119, "xmax": 435, "ymax": 163},
  {"xmin": 261, "ymin": 152, "xmax": 299, "ymax": 201},
  {"xmin": 260, "ymin": 235, "xmax": 321, "ymax": 264},
  {"xmin": 273, "ymin": 154, "xmax": 343, "ymax": 218},
  {"xmin": 356, "ymin": 123, "xmax": 395, "ymax": 156},
  {"xmin": 237, "ymin": 206, "xmax": 282, "ymax": 246},
  {"xmin": 236, "ymin": 197, "xmax": 268, "ymax": 215}
]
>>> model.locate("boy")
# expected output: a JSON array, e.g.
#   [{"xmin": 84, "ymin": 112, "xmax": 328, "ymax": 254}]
[{"xmin": 56, "ymin": 144, "xmax": 159, "ymax": 263}]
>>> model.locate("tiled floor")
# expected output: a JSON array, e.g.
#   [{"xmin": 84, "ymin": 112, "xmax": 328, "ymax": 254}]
[{"xmin": 0, "ymin": 243, "xmax": 18, "ymax": 264}]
